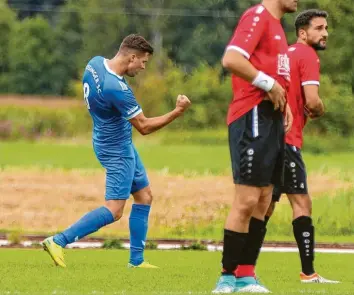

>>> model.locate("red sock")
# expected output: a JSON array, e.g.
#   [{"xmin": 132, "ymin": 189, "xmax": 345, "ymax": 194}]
[{"xmin": 235, "ymin": 265, "xmax": 256, "ymax": 278}]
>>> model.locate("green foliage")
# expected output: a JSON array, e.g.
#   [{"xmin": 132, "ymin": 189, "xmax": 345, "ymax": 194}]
[
  {"xmin": 175, "ymin": 63, "xmax": 231, "ymax": 129},
  {"xmin": 129, "ymin": 57, "xmax": 232, "ymax": 129},
  {"xmin": 1, "ymin": 93, "xmax": 354, "ymax": 152},
  {"xmin": 7, "ymin": 229, "xmax": 23, "ymax": 245},
  {"xmin": 0, "ymin": 0, "xmax": 15, "ymax": 92},
  {"xmin": 0, "ymin": 0, "xmax": 15, "ymax": 73},
  {"xmin": 77, "ymin": 0, "xmax": 129, "ymax": 68},
  {"xmin": 164, "ymin": 0, "xmax": 239, "ymax": 69},
  {"xmin": 0, "ymin": 0, "xmax": 353, "ymax": 95},
  {"xmin": 35, "ymin": 60, "xmax": 353, "ymax": 138},
  {"xmin": 302, "ymin": 134, "xmax": 354, "ymax": 153},
  {"xmin": 145, "ymin": 240, "xmax": 158, "ymax": 250},
  {"xmin": 317, "ymin": 0, "xmax": 353, "ymax": 89},
  {"xmin": 7, "ymin": 0, "xmax": 65, "ymax": 21},
  {"xmin": 268, "ymin": 189, "xmax": 354, "ymax": 237},
  {"xmin": 53, "ymin": 0, "xmax": 83, "ymax": 95},
  {"xmin": 102, "ymin": 239, "xmax": 125, "ymax": 250},
  {"xmin": 8, "ymin": 16, "xmax": 65, "ymax": 94},
  {"xmin": 0, "ymin": 104, "xmax": 91, "ymax": 139},
  {"xmin": 181, "ymin": 241, "xmax": 207, "ymax": 251},
  {"xmin": 304, "ymin": 75, "xmax": 354, "ymax": 136},
  {"xmin": 0, "ymin": 0, "xmax": 352, "ymax": 134}
]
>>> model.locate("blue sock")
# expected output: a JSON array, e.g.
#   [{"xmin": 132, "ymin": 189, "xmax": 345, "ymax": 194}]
[
  {"xmin": 129, "ymin": 204, "xmax": 151, "ymax": 265},
  {"xmin": 53, "ymin": 206, "xmax": 114, "ymax": 248}
]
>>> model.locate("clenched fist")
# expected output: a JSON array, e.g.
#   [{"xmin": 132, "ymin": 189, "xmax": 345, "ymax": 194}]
[{"xmin": 175, "ymin": 94, "xmax": 191, "ymax": 113}]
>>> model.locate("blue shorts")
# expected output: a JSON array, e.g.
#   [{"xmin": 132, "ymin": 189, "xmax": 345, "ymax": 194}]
[{"xmin": 97, "ymin": 145, "xmax": 149, "ymax": 200}]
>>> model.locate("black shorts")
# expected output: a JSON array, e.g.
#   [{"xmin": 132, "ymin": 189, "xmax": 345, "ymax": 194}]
[
  {"xmin": 228, "ymin": 100, "xmax": 285, "ymax": 187},
  {"xmin": 272, "ymin": 143, "xmax": 308, "ymax": 202}
]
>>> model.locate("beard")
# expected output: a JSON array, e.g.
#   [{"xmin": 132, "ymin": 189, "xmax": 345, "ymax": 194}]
[{"xmin": 312, "ymin": 41, "xmax": 327, "ymax": 51}]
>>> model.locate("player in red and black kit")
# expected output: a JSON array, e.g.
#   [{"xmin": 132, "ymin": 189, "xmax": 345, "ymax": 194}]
[
  {"xmin": 212, "ymin": 0, "xmax": 297, "ymax": 293},
  {"xmin": 264, "ymin": 9, "xmax": 340, "ymax": 284}
]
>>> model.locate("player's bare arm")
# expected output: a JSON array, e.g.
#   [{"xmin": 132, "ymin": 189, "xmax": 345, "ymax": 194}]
[
  {"xmin": 129, "ymin": 95, "xmax": 191, "ymax": 135},
  {"xmin": 303, "ymin": 85, "xmax": 324, "ymax": 118},
  {"xmin": 222, "ymin": 50, "xmax": 258, "ymax": 82},
  {"xmin": 222, "ymin": 50, "xmax": 286, "ymax": 112}
]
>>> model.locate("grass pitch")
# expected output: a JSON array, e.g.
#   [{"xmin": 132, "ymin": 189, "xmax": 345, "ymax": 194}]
[
  {"xmin": 0, "ymin": 249, "xmax": 353, "ymax": 295},
  {"xmin": 1, "ymin": 141, "xmax": 354, "ymax": 176}
]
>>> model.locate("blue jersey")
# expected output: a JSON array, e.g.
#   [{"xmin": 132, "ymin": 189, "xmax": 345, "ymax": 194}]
[{"xmin": 82, "ymin": 56, "xmax": 142, "ymax": 159}]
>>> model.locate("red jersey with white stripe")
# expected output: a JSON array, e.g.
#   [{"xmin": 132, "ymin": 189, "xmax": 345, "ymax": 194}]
[
  {"xmin": 286, "ymin": 43, "xmax": 320, "ymax": 148},
  {"xmin": 226, "ymin": 4, "xmax": 290, "ymax": 125}
]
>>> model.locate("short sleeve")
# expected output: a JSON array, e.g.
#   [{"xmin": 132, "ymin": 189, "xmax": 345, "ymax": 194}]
[
  {"xmin": 299, "ymin": 53, "xmax": 320, "ymax": 86},
  {"xmin": 108, "ymin": 89, "xmax": 142, "ymax": 120},
  {"xmin": 226, "ymin": 6, "xmax": 268, "ymax": 59}
]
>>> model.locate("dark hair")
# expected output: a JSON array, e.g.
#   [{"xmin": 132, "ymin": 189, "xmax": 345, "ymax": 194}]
[
  {"xmin": 120, "ymin": 34, "xmax": 154, "ymax": 55},
  {"xmin": 295, "ymin": 9, "xmax": 328, "ymax": 36}
]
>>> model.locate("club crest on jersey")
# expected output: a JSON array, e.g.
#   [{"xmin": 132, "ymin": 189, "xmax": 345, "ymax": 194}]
[{"xmin": 277, "ymin": 53, "xmax": 290, "ymax": 79}]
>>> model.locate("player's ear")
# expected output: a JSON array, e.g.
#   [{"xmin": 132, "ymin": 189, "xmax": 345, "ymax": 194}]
[
  {"xmin": 129, "ymin": 53, "xmax": 137, "ymax": 63},
  {"xmin": 298, "ymin": 29, "xmax": 307, "ymax": 41}
]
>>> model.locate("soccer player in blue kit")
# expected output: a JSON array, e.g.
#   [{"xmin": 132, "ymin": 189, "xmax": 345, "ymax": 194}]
[{"xmin": 42, "ymin": 34, "xmax": 191, "ymax": 268}]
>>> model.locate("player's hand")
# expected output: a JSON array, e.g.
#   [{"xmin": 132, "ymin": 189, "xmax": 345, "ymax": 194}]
[
  {"xmin": 267, "ymin": 81, "xmax": 286, "ymax": 112},
  {"xmin": 284, "ymin": 104, "xmax": 293, "ymax": 134},
  {"xmin": 304, "ymin": 104, "xmax": 324, "ymax": 119},
  {"xmin": 304, "ymin": 105, "xmax": 311, "ymax": 117},
  {"xmin": 175, "ymin": 95, "xmax": 191, "ymax": 114}
]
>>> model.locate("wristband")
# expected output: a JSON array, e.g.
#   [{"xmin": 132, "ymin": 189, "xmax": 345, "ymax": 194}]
[{"xmin": 252, "ymin": 71, "xmax": 275, "ymax": 92}]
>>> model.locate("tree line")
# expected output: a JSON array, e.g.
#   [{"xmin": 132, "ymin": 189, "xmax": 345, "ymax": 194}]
[{"xmin": 0, "ymin": 0, "xmax": 352, "ymax": 134}]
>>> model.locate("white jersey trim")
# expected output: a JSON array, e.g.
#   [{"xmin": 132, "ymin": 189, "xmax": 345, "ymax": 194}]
[
  {"xmin": 126, "ymin": 108, "xmax": 142, "ymax": 120},
  {"xmin": 104, "ymin": 59, "xmax": 123, "ymax": 80},
  {"xmin": 226, "ymin": 46, "xmax": 251, "ymax": 60},
  {"xmin": 302, "ymin": 81, "xmax": 320, "ymax": 86}
]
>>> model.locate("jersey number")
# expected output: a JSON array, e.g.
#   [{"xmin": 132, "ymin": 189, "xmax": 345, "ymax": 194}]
[{"xmin": 83, "ymin": 83, "xmax": 90, "ymax": 109}]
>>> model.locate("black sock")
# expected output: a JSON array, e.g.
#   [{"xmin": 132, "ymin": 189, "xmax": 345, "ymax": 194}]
[
  {"xmin": 264, "ymin": 216, "xmax": 270, "ymax": 226},
  {"xmin": 238, "ymin": 218, "xmax": 267, "ymax": 266},
  {"xmin": 222, "ymin": 229, "xmax": 248, "ymax": 275},
  {"xmin": 292, "ymin": 216, "xmax": 315, "ymax": 275}
]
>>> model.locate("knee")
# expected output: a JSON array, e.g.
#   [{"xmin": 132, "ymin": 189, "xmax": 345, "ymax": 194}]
[
  {"xmin": 113, "ymin": 209, "xmax": 124, "ymax": 220},
  {"xmin": 110, "ymin": 207, "xmax": 124, "ymax": 220},
  {"xmin": 108, "ymin": 207, "xmax": 124, "ymax": 221},
  {"xmin": 237, "ymin": 197, "xmax": 259, "ymax": 220},
  {"xmin": 105, "ymin": 201, "xmax": 125, "ymax": 220},
  {"xmin": 134, "ymin": 187, "xmax": 153, "ymax": 205}
]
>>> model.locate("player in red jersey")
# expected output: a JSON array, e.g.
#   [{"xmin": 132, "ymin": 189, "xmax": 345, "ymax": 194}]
[
  {"xmin": 212, "ymin": 0, "xmax": 297, "ymax": 293},
  {"xmin": 264, "ymin": 9, "xmax": 340, "ymax": 284}
]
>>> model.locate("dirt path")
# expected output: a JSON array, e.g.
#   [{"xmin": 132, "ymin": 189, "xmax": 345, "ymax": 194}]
[{"xmin": 0, "ymin": 169, "xmax": 349, "ymax": 234}]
